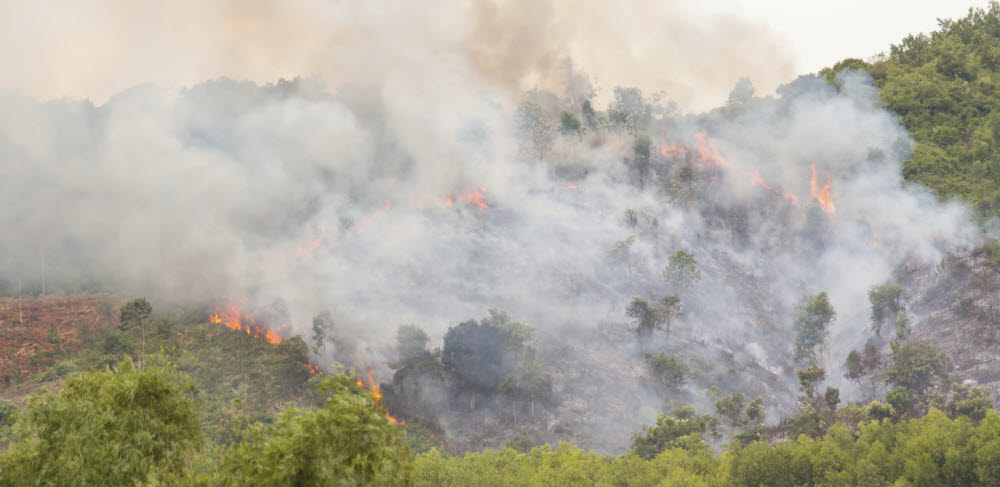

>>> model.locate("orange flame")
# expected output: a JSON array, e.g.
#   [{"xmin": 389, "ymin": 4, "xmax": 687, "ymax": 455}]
[
  {"xmin": 356, "ymin": 368, "xmax": 404, "ymax": 425},
  {"xmin": 305, "ymin": 363, "xmax": 320, "ymax": 375},
  {"xmin": 465, "ymin": 188, "xmax": 488, "ymax": 210},
  {"xmin": 209, "ymin": 297, "xmax": 283, "ymax": 344},
  {"xmin": 561, "ymin": 184, "xmax": 578, "ymax": 190},
  {"xmin": 809, "ymin": 164, "xmax": 836, "ymax": 213},
  {"xmin": 662, "ymin": 132, "xmax": 842, "ymax": 215},
  {"xmin": 367, "ymin": 369, "xmax": 383, "ymax": 402}
]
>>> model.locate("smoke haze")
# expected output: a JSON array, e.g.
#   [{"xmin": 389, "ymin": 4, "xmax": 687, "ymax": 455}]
[
  {"xmin": 0, "ymin": 0, "xmax": 795, "ymax": 111},
  {"xmin": 0, "ymin": 0, "xmax": 983, "ymax": 451}
]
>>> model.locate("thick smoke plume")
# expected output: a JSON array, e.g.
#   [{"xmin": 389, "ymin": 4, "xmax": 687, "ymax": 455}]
[
  {"xmin": 0, "ymin": 1, "xmax": 982, "ymax": 451},
  {"xmin": 0, "ymin": 0, "xmax": 795, "ymax": 111}
]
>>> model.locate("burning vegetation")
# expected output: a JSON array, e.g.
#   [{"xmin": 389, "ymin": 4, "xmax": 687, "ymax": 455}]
[{"xmin": 5, "ymin": 3, "xmax": 1000, "ymax": 485}]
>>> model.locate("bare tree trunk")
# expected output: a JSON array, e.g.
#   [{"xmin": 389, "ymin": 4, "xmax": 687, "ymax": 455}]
[
  {"xmin": 18, "ymin": 280, "xmax": 22, "ymax": 325},
  {"xmin": 41, "ymin": 254, "xmax": 45, "ymax": 297}
]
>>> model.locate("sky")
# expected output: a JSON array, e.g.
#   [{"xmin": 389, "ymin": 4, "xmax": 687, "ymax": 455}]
[
  {"xmin": 0, "ymin": 1, "xmax": 993, "ymax": 110},
  {"xmin": 697, "ymin": 0, "xmax": 995, "ymax": 74}
]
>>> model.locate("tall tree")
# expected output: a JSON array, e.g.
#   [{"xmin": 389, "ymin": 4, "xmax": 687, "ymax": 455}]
[
  {"xmin": 119, "ymin": 297, "xmax": 152, "ymax": 368},
  {"xmin": 515, "ymin": 99, "xmax": 557, "ymax": 160},
  {"xmin": 395, "ymin": 324, "xmax": 429, "ymax": 365},
  {"xmin": 311, "ymin": 311, "xmax": 334, "ymax": 355},
  {"xmin": 792, "ymin": 292, "xmax": 835, "ymax": 365},
  {"xmin": 607, "ymin": 87, "xmax": 650, "ymax": 135},
  {"xmin": 868, "ymin": 283, "xmax": 908, "ymax": 338},
  {"xmin": 664, "ymin": 250, "xmax": 700, "ymax": 295}
]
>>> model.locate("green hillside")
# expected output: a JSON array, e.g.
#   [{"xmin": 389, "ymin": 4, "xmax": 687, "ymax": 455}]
[{"xmin": 823, "ymin": 2, "xmax": 1000, "ymax": 216}]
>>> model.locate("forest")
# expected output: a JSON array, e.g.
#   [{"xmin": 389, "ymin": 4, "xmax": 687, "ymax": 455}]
[{"xmin": 2, "ymin": 2, "xmax": 1000, "ymax": 487}]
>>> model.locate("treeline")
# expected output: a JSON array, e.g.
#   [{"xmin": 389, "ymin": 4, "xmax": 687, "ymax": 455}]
[
  {"xmin": 823, "ymin": 2, "xmax": 1000, "ymax": 216},
  {"xmin": 5, "ymin": 356, "xmax": 1000, "ymax": 486},
  {"xmin": 414, "ymin": 407, "xmax": 1000, "ymax": 486}
]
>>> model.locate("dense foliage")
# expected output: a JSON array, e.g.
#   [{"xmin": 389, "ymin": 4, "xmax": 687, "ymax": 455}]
[
  {"xmin": 412, "ymin": 409, "xmax": 1000, "ymax": 486},
  {"xmin": 0, "ymin": 357, "xmax": 200, "ymax": 486},
  {"xmin": 823, "ymin": 2, "xmax": 1000, "ymax": 215}
]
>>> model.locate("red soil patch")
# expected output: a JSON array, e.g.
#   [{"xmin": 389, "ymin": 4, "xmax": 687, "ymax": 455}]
[{"xmin": 0, "ymin": 293, "xmax": 122, "ymax": 384}]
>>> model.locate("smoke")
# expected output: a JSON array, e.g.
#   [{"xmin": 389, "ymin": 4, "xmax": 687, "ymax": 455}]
[
  {"xmin": 0, "ymin": 2, "xmax": 982, "ymax": 452},
  {"xmin": 0, "ymin": 0, "xmax": 795, "ymax": 111}
]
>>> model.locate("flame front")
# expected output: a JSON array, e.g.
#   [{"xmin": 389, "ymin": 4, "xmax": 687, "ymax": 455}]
[
  {"xmin": 209, "ymin": 297, "xmax": 282, "ymax": 344},
  {"xmin": 660, "ymin": 132, "xmax": 844, "ymax": 215}
]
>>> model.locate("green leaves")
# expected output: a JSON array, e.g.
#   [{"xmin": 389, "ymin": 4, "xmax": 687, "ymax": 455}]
[
  {"xmin": 824, "ymin": 3, "xmax": 1000, "ymax": 216},
  {"xmin": 0, "ymin": 356, "xmax": 200, "ymax": 486},
  {"xmin": 218, "ymin": 375, "xmax": 412, "ymax": 486},
  {"xmin": 793, "ymin": 292, "xmax": 835, "ymax": 365},
  {"xmin": 119, "ymin": 297, "xmax": 152, "ymax": 331}
]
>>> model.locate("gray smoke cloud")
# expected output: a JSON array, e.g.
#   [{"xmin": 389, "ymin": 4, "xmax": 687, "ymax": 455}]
[
  {"xmin": 0, "ymin": 0, "xmax": 796, "ymax": 111},
  {"xmin": 0, "ymin": 2, "xmax": 981, "ymax": 452}
]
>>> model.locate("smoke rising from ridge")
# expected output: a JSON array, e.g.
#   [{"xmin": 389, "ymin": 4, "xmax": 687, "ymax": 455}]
[
  {"xmin": 0, "ymin": 2, "xmax": 983, "ymax": 451},
  {"xmin": 0, "ymin": 0, "xmax": 795, "ymax": 111}
]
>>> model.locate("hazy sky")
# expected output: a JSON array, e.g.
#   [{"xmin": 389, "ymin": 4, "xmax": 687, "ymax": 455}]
[
  {"xmin": 0, "ymin": 1, "xmax": 992, "ymax": 110},
  {"xmin": 699, "ymin": 0, "xmax": 994, "ymax": 73}
]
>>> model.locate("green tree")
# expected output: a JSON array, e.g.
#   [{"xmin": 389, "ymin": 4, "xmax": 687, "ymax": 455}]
[
  {"xmin": 607, "ymin": 87, "xmax": 650, "ymax": 135},
  {"xmin": 647, "ymin": 352, "xmax": 688, "ymax": 390},
  {"xmin": 0, "ymin": 357, "xmax": 200, "ymax": 486},
  {"xmin": 442, "ymin": 313, "xmax": 530, "ymax": 410},
  {"xmin": 947, "ymin": 384, "xmax": 993, "ymax": 422},
  {"xmin": 824, "ymin": 386, "xmax": 840, "ymax": 412},
  {"xmin": 632, "ymin": 133, "xmax": 652, "ymax": 188},
  {"xmin": 310, "ymin": 311, "xmax": 333, "ymax": 355},
  {"xmin": 498, "ymin": 374, "xmax": 519, "ymax": 426},
  {"xmin": 886, "ymin": 342, "xmax": 948, "ymax": 394},
  {"xmin": 395, "ymin": 324, "xmax": 430, "ymax": 366},
  {"xmin": 797, "ymin": 365, "xmax": 826, "ymax": 403},
  {"xmin": 515, "ymin": 99, "xmax": 557, "ymax": 160},
  {"xmin": 627, "ymin": 297, "xmax": 662, "ymax": 336},
  {"xmin": 120, "ymin": 297, "xmax": 152, "ymax": 368},
  {"xmin": 822, "ymin": 3, "xmax": 1000, "ymax": 217},
  {"xmin": 608, "ymin": 236, "xmax": 637, "ymax": 278},
  {"xmin": 845, "ymin": 340, "xmax": 883, "ymax": 398},
  {"xmin": 559, "ymin": 110, "xmax": 583, "ymax": 138},
  {"xmin": 715, "ymin": 392, "xmax": 747, "ymax": 428},
  {"xmin": 792, "ymin": 292, "xmax": 835, "ymax": 365},
  {"xmin": 868, "ymin": 283, "xmax": 908, "ymax": 337},
  {"xmin": 219, "ymin": 374, "xmax": 412, "ymax": 486},
  {"xmin": 527, "ymin": 373, "xmax": 552, "ymax": 417},
  {"xmin": 630, "ymin": 406, "xmax": 718, "ymax": 460},
  {"xmin": 664, "ymin": 250, "xmax": 700, "ymax": 293}
]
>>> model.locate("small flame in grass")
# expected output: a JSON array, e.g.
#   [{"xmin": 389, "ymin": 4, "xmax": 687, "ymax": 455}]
[
  {"xmin": 356, "ymin": 368, "xmax": 403, "ymax": 425},
  {"xmin": 209, "ymin": 297, "xmax": 283, "ymax": 344},
  {"xmin": 810, "ymin": 164, "xmax": 836, "ymax": 213}
]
